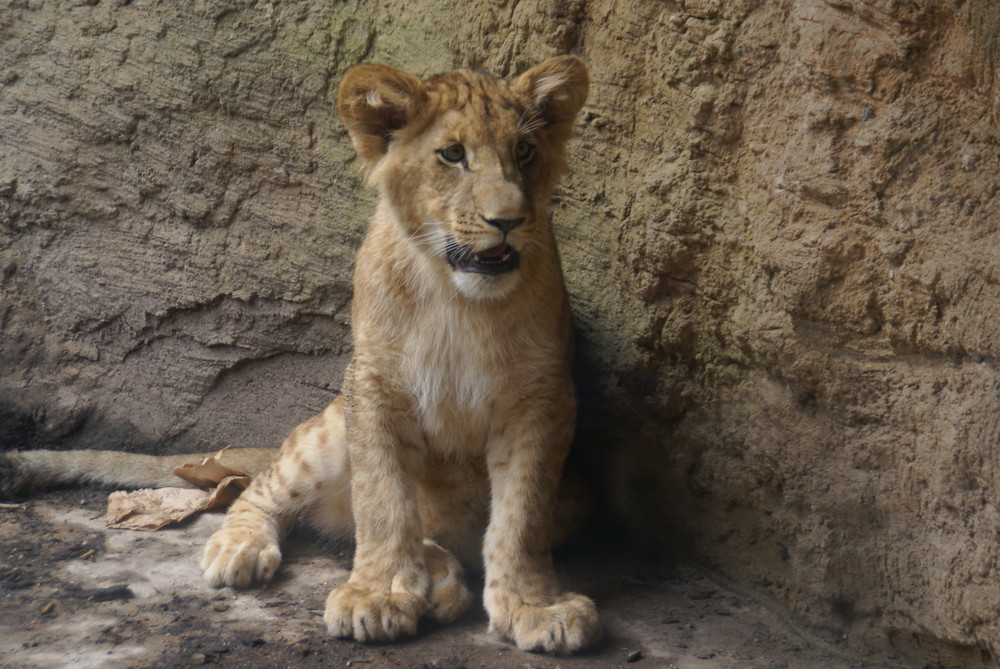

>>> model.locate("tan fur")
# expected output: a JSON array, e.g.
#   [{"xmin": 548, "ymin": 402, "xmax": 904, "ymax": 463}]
[
  {"xmin": 1, "ymin": 56, "xmax": 597, "ymax": 654},
  {"xmin": 206, "ymin": 56, "xmax": 597, "ymax": 653},
  {"xmin": 0, "ymin": 447, "xmax": 278, "ymax": 496}
]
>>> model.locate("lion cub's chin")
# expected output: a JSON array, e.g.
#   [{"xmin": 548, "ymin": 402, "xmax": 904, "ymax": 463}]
[{"xmin": 450, "ymin": 269, "xmax": 523, "ymax": 300}]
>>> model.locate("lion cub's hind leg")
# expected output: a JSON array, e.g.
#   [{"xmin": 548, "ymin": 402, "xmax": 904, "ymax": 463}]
[
  {"xmin": 424, "ymin": 539, "xmax": 473, "ymax": 623},
  {"xmin": 202, "ymin": 398, "xmax": 352, "ymax": 588}
]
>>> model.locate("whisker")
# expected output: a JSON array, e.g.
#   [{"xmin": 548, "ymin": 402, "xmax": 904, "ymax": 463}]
[
  {"xmin": 409, "ymin": 232, "xmax": 445, "ymax": 247},
  {"xmin": 407, "ymin": 225, "xmax": 450, "ymax": 253},
  {"xmin": 518, "ymin": 108, "xmax": 546, "ymax": 136}
]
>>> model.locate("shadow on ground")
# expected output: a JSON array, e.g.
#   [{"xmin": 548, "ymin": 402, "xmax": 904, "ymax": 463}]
[{"xmin": 0, "ymin": 489, "xmax": 910, "ymax": 668}]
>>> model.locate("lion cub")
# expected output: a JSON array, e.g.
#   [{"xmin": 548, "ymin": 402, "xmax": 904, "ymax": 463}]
[{"xmin": 1, "ymin": 56, "xmax": 597, "ymax": 654}]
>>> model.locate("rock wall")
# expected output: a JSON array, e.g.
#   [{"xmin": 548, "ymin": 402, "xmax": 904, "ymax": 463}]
[{"xmin": 2, "ymin": 0, "xmax": 999, "ymax": 665}]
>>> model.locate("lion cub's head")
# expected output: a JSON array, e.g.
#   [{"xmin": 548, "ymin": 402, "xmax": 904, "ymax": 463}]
[{"xmin": 337, "ymin": 57, "xmax": 589, "ymax": 299}]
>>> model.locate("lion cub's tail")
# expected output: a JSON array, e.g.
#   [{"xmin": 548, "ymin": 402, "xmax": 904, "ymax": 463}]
[{"xmin": 0, "ymin": 447, "xmax": 277, "ymax": 499}]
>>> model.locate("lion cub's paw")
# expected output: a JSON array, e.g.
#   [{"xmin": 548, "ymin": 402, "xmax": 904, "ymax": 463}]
[
  {"xmin": 423, "ymin": 541, "xmax": 472, "ymax": 623},
  {"xmin": 492, "ymin": 592, "xmax": 601, "ymax": 654},
  {"xmin": 201, "ymin": 526, "xmax": 281, "ymax": 588},
  {"xmin": 324, "ymin": 583, "xmax": 427, "ymax": 642}
]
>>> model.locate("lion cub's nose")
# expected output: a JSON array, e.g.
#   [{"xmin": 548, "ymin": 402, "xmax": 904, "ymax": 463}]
[{"xmin": 482, "ymin": 216, "xmax": 526, "ymax": 234}]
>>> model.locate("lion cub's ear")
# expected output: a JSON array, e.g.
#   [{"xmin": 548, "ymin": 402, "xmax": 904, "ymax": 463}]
[
  {"xmin": 511, "ymin": 56, "xmax": 589, "ymax": 144},
  {"xmin": 337, "ymin": 64, "xmax": 425, "ymax": 166}
]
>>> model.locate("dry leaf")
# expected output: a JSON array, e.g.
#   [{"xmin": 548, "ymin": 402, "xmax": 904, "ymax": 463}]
[
  {"xmin": 203, "ymin": 474, "xmax": 251, "ymax": 510},
  {"xmin": 107, "ymin": 447, "xmax": 255, "ymax": 531},
  {"xmin": 107, "ymin": 488, "xmax": 210, "ymax": 531},
  {"xmin": 172, "ymin": 446, "xmax": 251, "ymax": 489}
]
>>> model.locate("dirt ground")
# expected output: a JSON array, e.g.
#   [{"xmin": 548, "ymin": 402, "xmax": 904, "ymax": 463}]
[{"xmin": 0, "ymin": 489, "xmax": 911, "ymax": 669}]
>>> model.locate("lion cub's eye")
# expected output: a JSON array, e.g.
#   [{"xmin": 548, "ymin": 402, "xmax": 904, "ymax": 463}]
[
  {"xmin": 438, "ymin": 144, "xmax": 466, "ymax": 165},
  {"xmin": 514, "ymin": 140, "xmax": 535, "ymax": 165}
]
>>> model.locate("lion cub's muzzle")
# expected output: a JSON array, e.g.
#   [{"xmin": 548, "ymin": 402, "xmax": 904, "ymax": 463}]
[{"xmin": 445, "ymin": 238, "xmax": 520, "ymax": 275}]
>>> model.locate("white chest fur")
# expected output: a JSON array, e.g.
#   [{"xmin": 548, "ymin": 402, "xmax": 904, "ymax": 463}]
[{"xmin": 399, "ymin": 302, "xmax": 507, "ymax": 455}]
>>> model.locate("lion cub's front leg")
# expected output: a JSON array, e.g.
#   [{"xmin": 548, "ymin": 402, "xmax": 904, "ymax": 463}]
[
  {"xmin": 483, "ymin": 397, "xmax": 601, "ymax": 654},
  {"xmin": 323, "ymin": 388, "xmax": 472, "ymax": 642},
  {"xmin": 202, "ymin": 399, "xmax": 352, "ymax": 588}
]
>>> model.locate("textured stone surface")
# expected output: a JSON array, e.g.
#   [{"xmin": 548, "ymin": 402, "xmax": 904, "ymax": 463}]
[{"xmin": 2, "ymin": 1, "xmax": 999, "ymax": 666}]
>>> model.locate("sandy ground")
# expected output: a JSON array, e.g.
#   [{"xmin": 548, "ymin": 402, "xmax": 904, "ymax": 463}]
[{"xmin": 0, "ymin": 489, "xmax": 910, "ymax": 669}]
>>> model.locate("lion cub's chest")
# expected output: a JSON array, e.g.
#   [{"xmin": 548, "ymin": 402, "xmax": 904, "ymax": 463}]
[{"xmin": 399, "ymin": 310, "xmax": 510, "ymax": 455}]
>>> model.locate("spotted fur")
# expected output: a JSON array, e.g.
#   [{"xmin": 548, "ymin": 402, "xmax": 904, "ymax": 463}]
[
  {"xmin": 212, "ymin": 56, "xmax": 597, "ymax": 653},
  {"xmin": 1, "ymin": 56, "xmax": 597, "ymax": 654}
]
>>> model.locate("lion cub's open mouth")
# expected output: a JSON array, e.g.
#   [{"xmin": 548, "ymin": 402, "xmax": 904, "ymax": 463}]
[{"xmin": 446, "ymin": 239, "xmax": 520, "ymax": 275}]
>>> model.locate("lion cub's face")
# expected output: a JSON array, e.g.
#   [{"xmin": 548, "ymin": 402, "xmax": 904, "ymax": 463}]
[
  {"xmin": 390, "ymin": 99, "xmax": 534, "ymax": 298},
  {"xmin": 338, "ymin": 57, "xmax": 589, "ymax": 299}
]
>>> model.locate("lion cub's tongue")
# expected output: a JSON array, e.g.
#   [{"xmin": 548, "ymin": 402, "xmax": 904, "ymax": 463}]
[{"xmin": 478, "ymin": 243, "xmax": 509, "ymax": 259}]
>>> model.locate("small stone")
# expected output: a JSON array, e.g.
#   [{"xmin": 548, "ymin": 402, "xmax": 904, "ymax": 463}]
[{"xmin": 626, "ymin": 648, "xmax": 644, "ymax": 662}]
